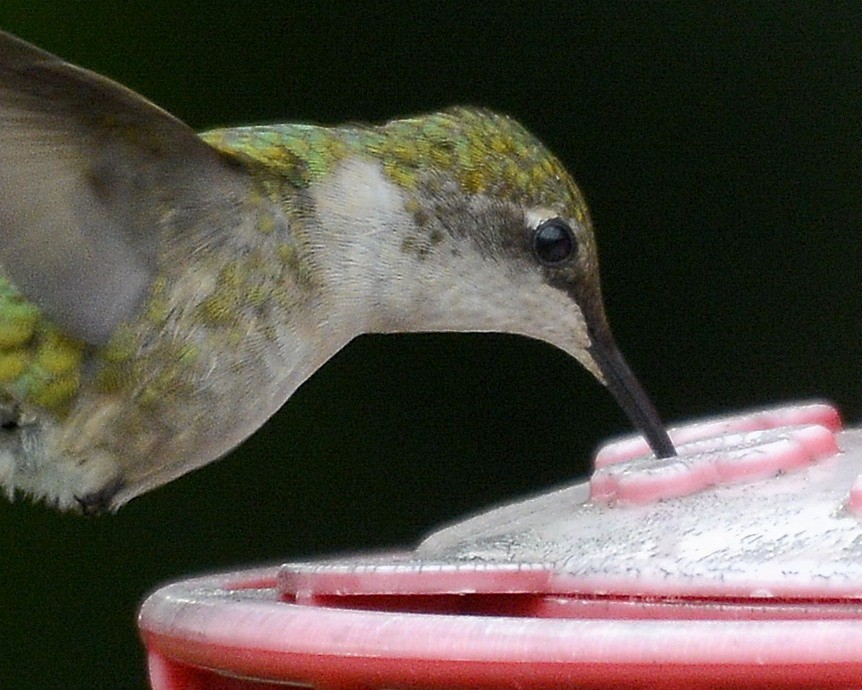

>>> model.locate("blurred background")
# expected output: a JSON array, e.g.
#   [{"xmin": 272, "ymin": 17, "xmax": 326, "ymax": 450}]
[{"xmin": 0, "ymin": 2, "xmax": 859, "ymax": 687}]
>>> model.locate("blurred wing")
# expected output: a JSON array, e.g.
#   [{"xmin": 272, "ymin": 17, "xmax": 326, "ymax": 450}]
[{"xmin": 0, "ymin": 30, "xmax": 241, "ymax": 344}]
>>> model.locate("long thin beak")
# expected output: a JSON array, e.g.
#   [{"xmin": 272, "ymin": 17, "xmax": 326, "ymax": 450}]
[{"xmin": 589, "ymin": 335, "xmax": 676, "ymax": 458}]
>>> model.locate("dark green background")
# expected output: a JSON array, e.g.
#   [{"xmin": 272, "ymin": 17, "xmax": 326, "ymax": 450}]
[{"xmin": 0, "ymin": 2, "xmax": 859, "ymax": 687}]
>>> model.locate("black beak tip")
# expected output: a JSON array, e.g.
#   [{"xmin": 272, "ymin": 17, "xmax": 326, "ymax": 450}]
[
  {"xmin": 647, "ymin": 427, "xmax": 677, "ymax": 459},
  {"xmin": 588, "ymin": 340, "xmax": 676, "ymax": 459}
]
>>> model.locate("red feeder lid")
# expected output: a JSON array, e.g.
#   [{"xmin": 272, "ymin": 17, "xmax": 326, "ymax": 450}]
[{"xmin": 139, "ymin": 401, "xmax": 862, "ymax": 689}]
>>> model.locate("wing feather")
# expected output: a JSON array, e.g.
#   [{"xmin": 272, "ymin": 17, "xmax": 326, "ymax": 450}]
[{"xmin": 0, "ymin": 30, "xmax": 242, "ymax": 344}]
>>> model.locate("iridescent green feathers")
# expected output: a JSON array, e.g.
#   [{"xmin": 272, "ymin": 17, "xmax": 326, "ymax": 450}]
[
  {"xmin": 202, "ymin": 108, "xmax": 588, "ymax": 223},
  {"xmin": 0, "ymin": 276, "xmax": 83, "ymax": 412}
]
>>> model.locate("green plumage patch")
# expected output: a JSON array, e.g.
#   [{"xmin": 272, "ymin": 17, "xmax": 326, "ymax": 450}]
[
  {"xmin": 0, "ymin": 274, "xmax": 84, "ymax": 413},
  {"xmin": 201, "ymin": 108, "xmax": 585, "ymax": 218}
]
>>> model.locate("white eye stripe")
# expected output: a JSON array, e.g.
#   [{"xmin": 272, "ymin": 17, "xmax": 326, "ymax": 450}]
[{"xmin": 524, "ymin": 207, "xmax": 559, "ymax": 230}]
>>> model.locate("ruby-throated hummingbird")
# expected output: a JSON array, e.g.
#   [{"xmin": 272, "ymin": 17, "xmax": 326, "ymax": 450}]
[{"xmin": 0, "ymin": 30, "xmax": 675, "ymax": 513}]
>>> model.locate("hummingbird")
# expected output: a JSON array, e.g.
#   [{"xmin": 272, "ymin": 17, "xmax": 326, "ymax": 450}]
[{"xmin": 0, "ymin": 30, "xmax": 675, "ymax": 514}]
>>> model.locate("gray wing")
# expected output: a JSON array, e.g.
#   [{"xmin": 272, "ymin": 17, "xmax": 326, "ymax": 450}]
[{"xmin": 0, "ymin": 30, "xmax": 243, "ymax": 344}]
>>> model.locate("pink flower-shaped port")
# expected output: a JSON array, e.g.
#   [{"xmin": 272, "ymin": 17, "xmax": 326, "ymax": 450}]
[{"xmin": 591, "ymin": 402, "xmax": 842, "ymax": 504}]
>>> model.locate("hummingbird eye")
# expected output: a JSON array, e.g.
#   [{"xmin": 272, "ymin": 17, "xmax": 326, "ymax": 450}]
[{"xmin": 532, "ymin": 218, "xmax": 577, "ymax": 266}]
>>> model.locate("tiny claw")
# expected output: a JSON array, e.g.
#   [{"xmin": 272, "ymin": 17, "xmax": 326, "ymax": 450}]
[{"xmin": 74, "ymin": 476, "xmax": 126, "ymax": 515}]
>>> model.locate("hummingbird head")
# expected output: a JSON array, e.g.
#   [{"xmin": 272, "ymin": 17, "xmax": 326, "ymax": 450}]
[{"xmin": 307, "ymin": 108, "xmax": 676, "ymax": 458}]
